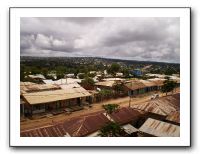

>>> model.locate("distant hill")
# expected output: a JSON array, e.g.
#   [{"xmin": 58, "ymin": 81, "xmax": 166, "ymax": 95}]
[{"xmin": 20, "ymin": 56, "xmax": 179, "ymax": 65}]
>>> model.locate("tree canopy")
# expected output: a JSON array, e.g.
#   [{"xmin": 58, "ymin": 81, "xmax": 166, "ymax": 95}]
[
  {"xmin": 102, "ymin": 104, "xmax": 120, "ymax": 115},
  {"xmin": 161, "ymin": 79, "xmax": 177, "ymax": 95},
  {"xmin": 81, "ymin": 77, "xmax": 95, "ymax": 90},
  {"xmin": 108, "ymin": 63, "xmax": 121, "ymax": 75},
  {"xmin": 98, "ymin": 122, "xmax": 125, "ymax": 137}
]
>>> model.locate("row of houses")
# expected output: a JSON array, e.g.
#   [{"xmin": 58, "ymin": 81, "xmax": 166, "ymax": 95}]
[
  {"xmin": 20, "ymin": 76, "xmax": 179, "ymax": 117},
  {"xmin": 20, "ymin": 81, "xmax": 92, "ymax": 117},
  {"xmin": 95, "ymin": 78, "xmax": 166, "ymax": 97},
  {"xmin": 21, "ymin": 93, "xmax": 180, "ymax": 137}
]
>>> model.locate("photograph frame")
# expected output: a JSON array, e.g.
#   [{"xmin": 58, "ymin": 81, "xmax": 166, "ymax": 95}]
[{"xmin": 9, "ymin": 7, "xmax": 191, "ymax": 147}]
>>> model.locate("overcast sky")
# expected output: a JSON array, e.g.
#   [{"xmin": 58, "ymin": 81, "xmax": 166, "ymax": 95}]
[{"xmin": 20, "ymin": 17, "xmax": 180, "ymax": 63}]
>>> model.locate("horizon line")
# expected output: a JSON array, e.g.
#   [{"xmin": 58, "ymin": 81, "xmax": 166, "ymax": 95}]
[{"xmin": 20, "ymin": 55, "xmax": 180, "ymax": 64}]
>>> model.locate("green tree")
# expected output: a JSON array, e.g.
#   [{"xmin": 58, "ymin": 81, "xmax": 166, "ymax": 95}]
[
  {"xmin": 41, "ymin": 68, "xmax": 48, "ymax": 78},
  {"xmin": 31, "ymin": 66, "xmax": 41, "ymax": 74},
  {"xmin": 164, "ymin": 68, "xmax": 175, "ymax": 75},
  {"xmin": 98, "ymin": 89, "xmax": 113, "ymax": 101},
  {"xmin": 57, "ymin": 74, "xmax": 64, "ymax": 79},
  {"xmin": 102, "ymin": 104, "xmax": 120, "ymax": 115},
  {"xmin": 161, "ymin": 79, "xmax": 177, "ymax": 95},
  {"xmin": 112, "ymin": 82, "xmax": 125, "ymax": 96},
  {"xmin": 81, "ymin": 77, "xmax": 95, "ymax": 90},
  {"xmin": 108, "ymin": 63, "xmax": 120, "ymax": 76},
  {"xmin": 98, "ymin": 122, "xmax": 125, "ymax": 137},
  {"xmin": 88, "ymin": 72, "xmax": 96, "ymax": 78},
  {"xmin": 78, "ymin": 73, "xmax": 86, "ymax": 79},
  {"xmin": 55, "ymin": 66, "xmax": 67, "ymax": 77},
  {"xmin": 121, "ymin": 67, "xmax": 130, "ymax": 77}
]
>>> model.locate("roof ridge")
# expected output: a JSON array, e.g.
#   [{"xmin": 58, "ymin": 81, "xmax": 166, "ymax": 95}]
[{"xmin": 74, "ymin": 117, "xmax": 86, "ymax": 136}]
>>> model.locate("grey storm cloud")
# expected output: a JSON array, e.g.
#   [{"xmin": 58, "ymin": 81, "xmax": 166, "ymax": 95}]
[{"xmin": 20, "ymin": 17, "xmax": 180, "ymax": 63}]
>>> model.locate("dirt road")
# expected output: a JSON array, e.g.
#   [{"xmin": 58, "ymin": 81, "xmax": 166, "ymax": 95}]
[{"xmin": 20, "ymin": 89, "xmax": 179, "ymax": 131}]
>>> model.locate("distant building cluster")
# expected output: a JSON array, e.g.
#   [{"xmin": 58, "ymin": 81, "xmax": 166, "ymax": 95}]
[{"xmin": 20, "ymin": 71, "xmax": 180, "ymax": 137}]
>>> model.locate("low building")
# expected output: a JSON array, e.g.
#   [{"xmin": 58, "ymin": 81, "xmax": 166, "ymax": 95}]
[
  {"xmin": 20, "ymin": 82, "xmax": 61, "ymax": 94},
  {"xmin": 28, "ymin": 74, "xmax": 46, "ymax": 83},
  {"xmin": 124, "ymin": 78, "xmax": 167, "ymax": 97},
  {"xmin": 131, "ymin": 93, "xmax": 180, "ymax": 120},
  {"xmin": 62, "ymin": 111, "xmax": 110, "ymax": 137},
  {"xmin": 21, "ymin": 83, "xmax": 91, "ymax": 116},
  {"xmin": 21, "ymin": 123, "xmax": 70, "ymax": 137},
  {"xmin": 124, "ymin": 80, "xmax": 146, "ymax": 96},
  {"xmin": 64, "ymin": 73, "xmax": 75, "ymax": 78},
  {"xmin": 21, "ymin": 111, "xmax": 110, "ymax": 137},
  {"xmin": 145, "ymin": 73, "xmax": 166, "ymax": 79},
  {"xmin": 106, "ymin": 107, "xmax": 143, "ymax": 126},
  {"xmin": 116, "ymin": 73, "xmax": 123, "ymax": 77},
  {"xmin": 20, "ymin": 109, "xmax": 140, "ymax": 137},
  {"xmin": 139, "ymin": 80, "xmax": 159, "ymax": 92},
  {"xmin": 148, "ymin": 78, "xmax": 166, "ymax": 90},
  {"xmin": 130, "ymin": 69, "xmax": 143, "ymax": 76},
  {"xmin": 95, "ymin": 80, "xmax": 116, "ymax": 89},
  {"xmin": 43, "ymin": 78, "xmax": 81, "ymax": 85},
  {"xmin": 138, "ymin": 118, "xmax": 180, "ymax": 137}
]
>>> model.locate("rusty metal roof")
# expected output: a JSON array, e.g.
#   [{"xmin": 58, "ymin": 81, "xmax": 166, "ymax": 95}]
[
  {"xmin": 132, "ymin": 93, "xmax": 180, "ymax": 116},
  {"xmin": 20, "ymin": 111, "xmax": 110, "ymax": 137},
  {"xmin": 20, "ymin": 124, "xmax": 67, "ymax": 137},
  {"xmin": 63, "ymin": 111, "xmax": 110, "ymax": 137},
  {"xmin": 139, "ymin": 118, "xmax": 180, "ymax": 137},
  {"xmin": 166, "ymin": 111, "xmax": 180, "ymax": 124},
  {"xmin": 109, "ymin": 107, "xmax": 142, "ymax": 125}
]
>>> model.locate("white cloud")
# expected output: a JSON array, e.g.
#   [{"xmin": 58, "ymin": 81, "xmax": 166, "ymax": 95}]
[{"xmin": 21, "ymin": 17, "xmax": 180, "ymax": 63}]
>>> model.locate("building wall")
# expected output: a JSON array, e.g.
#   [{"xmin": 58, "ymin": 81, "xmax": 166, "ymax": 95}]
[{"xmin": 22, "ymin": 96, "xmax": 91, "ymax": 117}]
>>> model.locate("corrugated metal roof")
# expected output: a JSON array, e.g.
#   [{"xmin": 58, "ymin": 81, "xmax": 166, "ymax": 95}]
[
  {"xmin": 28, "ymin": 74, "xmax": 45, "ymax": 80},
  {"xmin": 166, "ymin": 111, "xmax": 180, "ymax": 124},
  {"xmin": 95, "ymin": 81, "xmax": 115, "ymax": 87},
  {"xmin": 132, "ymin": 93, "xmax": 180, "ymax": 116},
  {"xmin": 63, "ymin": 111, "xmax": 110, "ymax": 137},
  {"xmin": 148, "ymin": 78, "xmax": 166, "ymax": 86},
  {"xmin": 102, "ymin": 78, "xmax": 125, "ymax": 81},
  {"xmin": 43, "ymin": 78, "xmax": 81, "ymax": 85},
  {"xmin": 139, "ymin": 118, "xmax": 180, "ymax": 137},
  {"xmin": 23, "ymin": 86, "xmax": 91, "ymax": 105},
  {"xmin": 124, "ymin": 80, "xmax": 146, "ymax": 90},
  {"xmin": 109, "ymin": 107, "xmax": 142, "ymax": 125},
  {"xmin": 122, "ymin": 124, "xmax": 138, "ymax": 134},
  {"xmin": 20, "ymin": 82, "xmax": 36, "ymax": 86},
  {"xmin": 86, "ymin": 131, "xmax": 100, "ymax": 137},
  {"xmin": 21, "ymin": 111, "xmax": 109, "ymax": 137},
  {"xmin": 59, "ymin": 82, "xmax": 81, "ymax": 90},
  {"xmin": 139, "ymin": 80, "xmax": 157, "ymax": 87},
  {"xmin": 20, "ymin": 124, "xmax": 67, "ymax": 137},
  {"xmin": 21, "ymin": 82, "xmax": 61, "ymax": 94}
]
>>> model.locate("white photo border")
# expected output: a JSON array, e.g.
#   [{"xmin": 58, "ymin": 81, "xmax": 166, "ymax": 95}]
[{"xmin": 9, "ymin": 7, "xmax": 191, "ymax": 147}]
